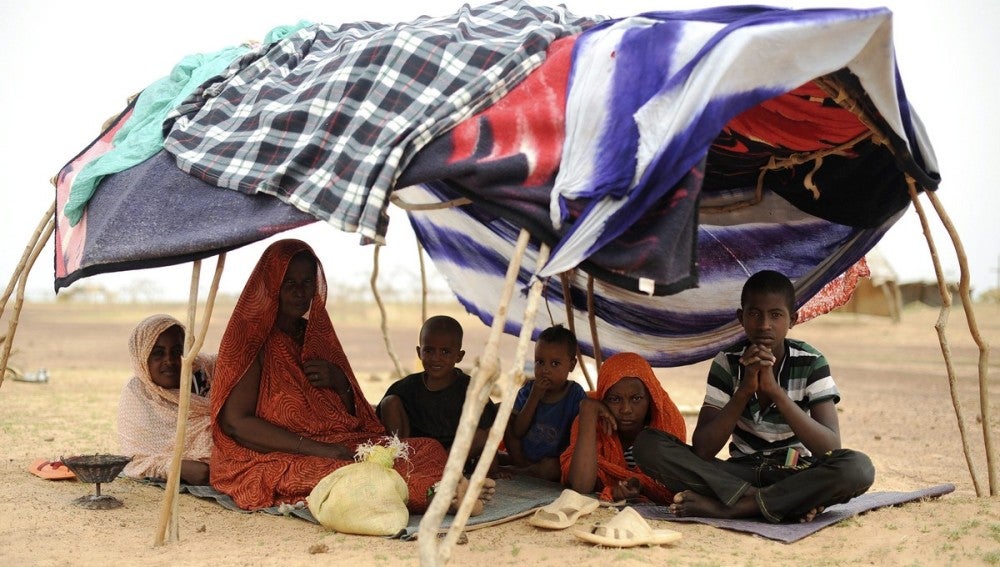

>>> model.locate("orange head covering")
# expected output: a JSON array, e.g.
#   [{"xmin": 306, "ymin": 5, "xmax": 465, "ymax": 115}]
[
  {"xmin": 211, "ymin": 238, "xmax": 381, "ymax": 441},
  {"xmin": 209, "ymin": 239, "xmax": 448, "ymax": 510},
  {"xmin": 560, "ymin": 352, "xmax": 687, "ymax": 503}
]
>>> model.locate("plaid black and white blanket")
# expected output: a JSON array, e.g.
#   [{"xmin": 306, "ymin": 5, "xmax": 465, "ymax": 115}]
[{"xmin": 163, "ymin": 0, "xmax": 595, "ymax": 242}]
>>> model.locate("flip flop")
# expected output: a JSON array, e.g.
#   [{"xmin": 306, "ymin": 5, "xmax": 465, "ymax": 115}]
[
  {"xmin": 529, "ymin": 488, "xmax": 600, "ymax": 530},
  {"xmin": 573, "ymin": 506, "xmax": 682, "ymax": 547},
  {"xmin": 28, "ymin": 458, "xmax": 76, "ymax": 480}
]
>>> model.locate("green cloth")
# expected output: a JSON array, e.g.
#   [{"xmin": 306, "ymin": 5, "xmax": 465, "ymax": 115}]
[{"xmin": 64, "ymin": 20, "xmax": 313, "ymax": 225}]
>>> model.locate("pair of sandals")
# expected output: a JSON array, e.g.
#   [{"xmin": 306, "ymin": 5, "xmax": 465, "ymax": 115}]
[{"xmin": 528, "ymin": 489, "xmax": 682, "ymax": 548}]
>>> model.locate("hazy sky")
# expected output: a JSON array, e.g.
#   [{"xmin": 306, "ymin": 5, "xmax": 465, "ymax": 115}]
[{"xmin": 1, "ymin": 0, "xmax": 997, "ymax": 302}]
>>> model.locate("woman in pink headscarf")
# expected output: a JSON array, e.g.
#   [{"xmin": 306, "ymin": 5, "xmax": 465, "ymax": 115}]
[{"xmin": 117, "ymin": 314, "xmax": 215, "ymax": 485}]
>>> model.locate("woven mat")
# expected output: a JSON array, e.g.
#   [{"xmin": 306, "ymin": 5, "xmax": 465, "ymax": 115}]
[
  {"xmin": 633, "ymin": 483, "xmax": 956, "ymax": 543},
  {"xmin": 141, "ymin": 474, "xmax": 564, "ymax": 539}
]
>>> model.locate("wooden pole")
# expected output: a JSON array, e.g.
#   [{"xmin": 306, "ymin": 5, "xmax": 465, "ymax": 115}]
[
  {"xmin": 155, "ymin": 259, "xmax": 201, "ymax": 544},
  {"xmin": 560, "ymin": 271, "xmax": 594, "ymax": 390},
  {"xmin": 418, "ymin": 229, "xmax": 532, "ymax": 566},
  {"xmin": 923, "ymin": 189, "xmax": 995, "ymax": 495},
  {"xmin": 1, "ymin": 211, "xmax": 55, "ymax": 390},
  {"xmin": 154, "ymin": 254, "xmax": 226, "ymax": 544},
  {"xmin": 371, "ymin": 244, "xmax": 406, "ymax": 379},
  {"xmin": 1, "ymin": 202, "xmax": 54, "ymax": 316},
  {"xmin": 906, "ymin": 181, "xmax": 985, "ymax": 496},
  {"xmin": 441, "ymin": 243, "xmax": 551, "ymax": 563},
  {"xmin": 417, "ymin": 239, "xmax": 428, "ymax": 323},
  {"xmin": 586, "ymin": 274, "xmax": 602, "ymax": 370},
  {"xmin": 812, "ymin": 73, "xmax": 994, "ymax": 496}
]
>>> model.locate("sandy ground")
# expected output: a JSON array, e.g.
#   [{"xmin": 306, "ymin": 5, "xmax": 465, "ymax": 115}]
[{"xmin": 1, "ymin": 299, "xmax": 999, "ymax": 566}]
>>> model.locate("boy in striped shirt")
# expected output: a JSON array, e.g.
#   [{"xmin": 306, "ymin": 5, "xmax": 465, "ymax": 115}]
[{"xmin": 633, "ymin": 270, "xmax": 874, "ymax": 522}]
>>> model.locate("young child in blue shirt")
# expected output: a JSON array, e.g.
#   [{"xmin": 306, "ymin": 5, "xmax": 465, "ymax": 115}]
[{"xmin": 503, "ymin": 325, "xmax": 587, "ymax": 481}]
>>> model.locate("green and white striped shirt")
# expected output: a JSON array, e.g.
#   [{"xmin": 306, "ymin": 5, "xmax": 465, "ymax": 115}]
[{"xmin": 703, "ymin": 338, "xmax": 839, "ymax": 458}]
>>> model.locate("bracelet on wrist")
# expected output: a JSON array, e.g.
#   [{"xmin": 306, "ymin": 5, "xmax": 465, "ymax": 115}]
[{"xmin": 426, "ymin": 481, "xmax": 440, "ymax": 502}]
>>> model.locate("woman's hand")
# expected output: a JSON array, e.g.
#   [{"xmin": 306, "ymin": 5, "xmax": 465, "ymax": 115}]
[
  {"xmin": 305, "ymin": 439, "xmax": 354, "ymax": 461},
  {"xmin": 611, "ymin": 477, "xmax": 642, "ymax": 501},
  {"xmin": 321, "ymin": 443, "xmax": 355, "ymax": 461},
  {"xmin": 580, "ymin": 398, "xmax": 617, "ymax": 436},
  {"xmin": 302, "ymin": 359, "xmax": 350, "ymax": 393}
]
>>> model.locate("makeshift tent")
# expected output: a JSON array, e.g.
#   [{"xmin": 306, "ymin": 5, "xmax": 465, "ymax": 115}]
[
  {"xmin": 838, "ymin": 248, "xmax": 903, "ymax": 322},
  {"xmin": 0, "ymin": 2, "xmax": 993, "ymax": 565},
  {"xmin": 46, "ymin": 5, "xmax": 939, "ymax": 367}
]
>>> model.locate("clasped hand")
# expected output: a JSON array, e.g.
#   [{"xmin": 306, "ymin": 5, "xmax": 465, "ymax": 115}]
[
  {"xmin": 738, "ymin": 344, "xmax": 780, "ymax": 396},
  {"xmin": 302, "ymin": 358, "xmax": 350, "ymax": 393}
]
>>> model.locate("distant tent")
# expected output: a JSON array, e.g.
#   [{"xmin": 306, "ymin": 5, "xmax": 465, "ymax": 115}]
[
  {"xmin": 838, "ymin": 248, "xmax": 903, "ymax": 322},
  {"xmin": 900, "ymin": 280, "xmax": 963, "ymax": 307}
]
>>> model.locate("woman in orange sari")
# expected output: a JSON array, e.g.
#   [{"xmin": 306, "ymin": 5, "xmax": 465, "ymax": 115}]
[
  {"xmin": 211, "ymin": 239, "xmax": 452, "ymax": 511},
  {"xmin": 560, "ymin": 352, "xmax": 687, "ymax": 503}
]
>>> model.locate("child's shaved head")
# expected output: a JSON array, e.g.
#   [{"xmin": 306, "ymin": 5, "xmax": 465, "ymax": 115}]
[
  {"xmin": 741, "ymin": 270, "xmax": 795, "ymax": 313},
  {"xmin": 420, "ymin": 315, "xmax": 463, "ymax": 345}
]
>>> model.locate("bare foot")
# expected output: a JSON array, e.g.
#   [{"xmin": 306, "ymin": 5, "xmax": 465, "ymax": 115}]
[
  {"xmin": 449, "ymin": 476, "xmax": 496, "ymax": 516},
  {"xmin": 798, "ymin": 506, "xmax": 825, "ymax": 523},
  {"xmin": 669, "ymin": 490, "xmax": 758, "ymax": 519},
  {"xmin": 493, "ymin": 465, "xmax": 516, "ymax": 480},
  {"xmin": 669, "ymin": 490, "xmax": 729, "ymax": 518},
  {"xmin": 479, "ymin": 477, "xmax": 497, "ymax": 503}
]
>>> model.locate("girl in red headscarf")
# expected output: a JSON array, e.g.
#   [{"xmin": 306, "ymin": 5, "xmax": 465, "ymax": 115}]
[
  {"xmin": 211, "ymin": 239, "xmax": 454, "ymax": 511},
  {"xmin": 560, "ymin": 352, "xmax": 687, "ymax": 503}
]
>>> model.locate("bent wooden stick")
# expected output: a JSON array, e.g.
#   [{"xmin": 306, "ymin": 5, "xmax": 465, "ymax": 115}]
[
  {"xmin": 444, "ymin": 243, "xmax": 550, "ymax": 562},
  {"xmin": 371, "ymin": 244, "xmax": 405, "ymax": 378},
  {"xmin": 817, "ymin": 73, "xmax": 993, "ymax": 495},
  {"xmin": 419, "ymin": 229, "xmax": 531, "ymax": 566},
  {"xmin": 155, "ymin": 254, "xmax": 226, "ymax": 544},
  {"xmin": 418, "ymin": 239, "xmax": 428, "ymax": 323},
  {"xmin": 923, "ymin": 188, "xmax": 995, "ymax": 495},
  {"xmin": 561, "ymin": 271, "xmax": 594, "ymax": 390},
  {"xmin": 0, "ymin": 202, "xmax": 54, "ymax": 317},
  {"xmin": 586, "ymin": 274, "xmax": 602, "ymax": 370},
  {"xmin": 907, "ymin": 182, "xmax": 985, "ymax": 497},
  {"xmin": 1, "ymin": 211, "xmax": 54, "ymax": 390}
]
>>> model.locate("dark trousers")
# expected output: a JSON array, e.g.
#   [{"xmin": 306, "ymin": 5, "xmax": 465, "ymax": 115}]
[{"xmin": 632, "ymin": 428, "xmax": 875, "ymax": 522}]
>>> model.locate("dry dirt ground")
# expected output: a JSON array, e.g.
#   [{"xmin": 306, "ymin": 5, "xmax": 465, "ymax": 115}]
[{"xmin": 1, "ymin": 300, "xmax": 999, "ymax": 566}]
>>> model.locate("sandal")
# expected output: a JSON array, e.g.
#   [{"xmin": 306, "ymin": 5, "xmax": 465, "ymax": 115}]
[
  {"xmin": 28, "ymin": 458, "xmax": 76, "ymax": 480},
  {"xmin": 574, "ymin": 506, "xmax": 682, "ymax": 547},
  {"xmin": 529, "ymin": 489, "xmax": 600, "ymax": 530}
]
